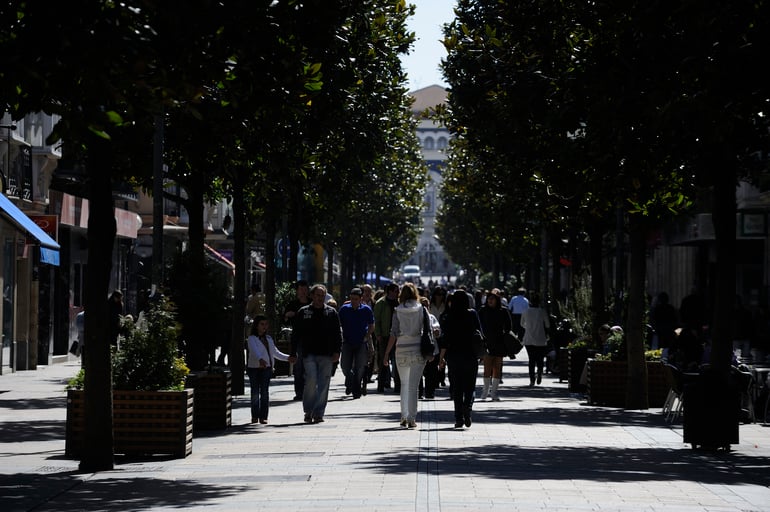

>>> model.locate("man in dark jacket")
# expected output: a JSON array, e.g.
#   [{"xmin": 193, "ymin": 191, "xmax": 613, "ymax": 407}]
[
  {"xmin": 292, "ymin": 283, "xmax": 342, "ymax": 423},
  {"xmin": 374, "ymin": 283, "xmax": 400, "ymax": 392}
]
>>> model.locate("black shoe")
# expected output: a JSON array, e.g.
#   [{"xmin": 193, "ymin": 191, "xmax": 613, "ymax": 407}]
[
  {"xmin": 464, "ymin": 415, "xmax": 472, "ymax": 428},
  {"xmin": 536, "ymin": 374, "xmax": 542, "ymax": 385},
  {"xmin": 304, "ymin": 413, "xmax": 312, "ymax": 423},
  {"xmin": 454, "ymin": 421, "xmax": 463, "ymax": 428}
]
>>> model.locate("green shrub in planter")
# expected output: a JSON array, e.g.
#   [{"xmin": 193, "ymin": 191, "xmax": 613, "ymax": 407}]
[
  {"xmin": 113, "ymin": 296, "xmax": 189, "ymax": 391},
  {"xmin": 68, "ymin": 296, "xmax": 189, "ymax": 391}
]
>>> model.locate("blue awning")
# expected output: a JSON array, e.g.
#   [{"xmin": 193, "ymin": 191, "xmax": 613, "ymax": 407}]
[{"xmin": 0, "ymin": 194, "xmax": 61, "ymax": 266}]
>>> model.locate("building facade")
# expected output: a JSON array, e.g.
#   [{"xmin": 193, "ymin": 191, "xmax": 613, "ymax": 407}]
[
  {"xmin": 402, "ymin": 85, "xmax": 457, "ymax": 283},
  {"xmin": 0, "ymin": 112, "xmax": 61, "ymax": 373}
]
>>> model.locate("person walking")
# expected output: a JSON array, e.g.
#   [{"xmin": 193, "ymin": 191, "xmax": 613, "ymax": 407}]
[
  {"xmin": 245, "ymin": 283, "xmax": 265, "ymax": 321},
  {"xmin": 478, "ymin": 288, "xmax": 511, "ymax": 400},
  {"xmin": 291, "ymin": 284, "xmax": 342, "ymax": 424},
  {"xmin": 246, "ymin": 315, "xmax": 295, "ymax": 424},
  {"xmin": 650, "ymin": 291, "xmax": 677, "ymax": 351},
  {"xmin": 420, "ymin": 296, "xmax": 442, "ymax": 399},
  {"xmin": 339, "ymin": 287, "xmax": 375, "ymax": 399},
  {"xmin": 74, "ymin": 308, "xmax": 85, "ymax": 362},
  {"xmin": 383, "ymin": 283, "xmax": 432, "ymax": 428},
  {"xmin": 284, "ymin": 280, "xmax": 311, "ymax": 401},
  {"xmin": 429, "ymin": 287, "xmax": 449, "ymax": 388},
  {"xmin": 374, "ymin": 283, "xmax": 400, "ymax": 393},
  {"xmin": 520, "ymin": 292, "xmax": 551, "ymax": 386},
  {"xmin": 508, "ymin": 287, "xmax": 529, "ymax": 340},
  {"xmin": 439, "ymin": 289, "xmax": 482, "ymax": 428},
  {"xmin": 108, "ymin": 289, "xmax": 124, "ymax": 347},
  {"xmin": 358, "ymin": 284, "xmax": 377, "ymax": 392}
]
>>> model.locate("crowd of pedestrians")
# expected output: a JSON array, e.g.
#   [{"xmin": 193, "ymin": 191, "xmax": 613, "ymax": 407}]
[{"xmin": 240, "ymin": 278, "xmax": 561, "ymax": 430}]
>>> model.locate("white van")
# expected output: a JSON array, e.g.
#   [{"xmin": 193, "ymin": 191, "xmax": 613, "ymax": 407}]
[{"xmin": 403, "ymin": 265, "xmax": 421, "ymax": 282}]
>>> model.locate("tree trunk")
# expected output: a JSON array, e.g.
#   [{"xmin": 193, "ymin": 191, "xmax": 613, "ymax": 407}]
[
  {"xmin": 184, "ymin": 174, "xmax": 207, "ymax": 370},
  {"xmin": 625, "ymin": 214, "xmax": 649, "ymax": 409},
  {"xmin": 264, "ymin": 212, "xmax": 278, "ymax": 323},
  {"xmin": 589, "ymin": 221, "xmax": 606, "ymax": 341},
  {"xmin": 326, "ymin": 244, "xmax": 335, "ymax": 292},
  {"xmin": 229, "ymin": 173, "xmax": 246, "ymax": 395},
  {"xmin": 711, "ymin": 164, "xmax": 736, "ymax": 375},
  {"xmin": 340, "ymin": 239, "xmax": 353, "ymax": 300},
  {"xmin": 550, "ymin": 228, "xmax": 562, "ymax": 317},
  {"xmin": 288, "ymin": 195, "xmax": 301, "ymax": 282},
  {"xmin": 539, "ymin": 225, "xmax": 548, "ymax": 298},
  {"xmin": 80, "ymin": 138, "xmax": 116, "ymax": 472}
]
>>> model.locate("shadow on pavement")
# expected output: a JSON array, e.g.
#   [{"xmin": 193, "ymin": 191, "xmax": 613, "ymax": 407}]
[
  {"xmin": 0, "ymin": 419, "xmax": 64, "ymax": 444},
  {"xmin": 359, "ymin": 443, "xmax": 770, "ymax": 487},
  {"xmin": 0, "ymin": 472, "xmax": 250, "ymax": 511},
  {"xmin": 0, "ymin": 396, "xmax": 66, "ymax": 411}
]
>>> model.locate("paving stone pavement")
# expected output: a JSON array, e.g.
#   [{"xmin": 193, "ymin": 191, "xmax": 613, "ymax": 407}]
[{"xmin": 1, "ymin": 354, "xmax": 769, "ymax": 512}]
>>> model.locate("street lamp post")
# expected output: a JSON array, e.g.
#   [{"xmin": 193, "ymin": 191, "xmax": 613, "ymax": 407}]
[{"xmin": 0, "ymin": 123, "xmax": 17, "ymax": 195}]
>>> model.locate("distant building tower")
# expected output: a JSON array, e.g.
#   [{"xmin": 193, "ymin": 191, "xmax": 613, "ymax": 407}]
[{"xmin": 403, "ymin": 85, "xmax": 456, "ymax": 283}]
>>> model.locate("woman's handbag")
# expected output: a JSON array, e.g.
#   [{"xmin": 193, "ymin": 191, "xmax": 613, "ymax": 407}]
[
  {"xmin": 503, "ymin": 330, "xmax": 523, "ymax": 358},
  {"xmin": 69, "ymin": 340, "xmax": 81, "ymax": 357},
  {"xmin": 420, "ymin": 307, "xmax": 437, "ymax": 357},
  {"xmin": 471, "ymin": 329, "xmax": 487, "ymax": 358}
]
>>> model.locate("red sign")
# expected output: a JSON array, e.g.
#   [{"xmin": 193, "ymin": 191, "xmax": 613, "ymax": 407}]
[{"xmin": 30, "ymin": 215, "xmax": 59, "ymax": 241}]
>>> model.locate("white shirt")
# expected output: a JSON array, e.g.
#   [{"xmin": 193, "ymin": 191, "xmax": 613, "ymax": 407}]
[
  {"xmin": 520, "ymin": 306, "xmax": 550, "ymax": 346},
  {"xmin": 247, "ymin": 334, "xmax": 290, "ymax": 369},
  {"xmin": 390, "ymin": 300, "xmax": 423, "ymax": 348}
]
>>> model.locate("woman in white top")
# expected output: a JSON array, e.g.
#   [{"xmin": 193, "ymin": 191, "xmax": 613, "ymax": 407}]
[
  {"xmin": 247, "ymin": 315, "xmax": 294, "ymax": 424},
  {"xmin": 383, "ymin": 283, "xmax": 433, "ymax": 428},
  {"xmin": 520, "ymin": 293, "xmax": 551, "ymax": 387}
]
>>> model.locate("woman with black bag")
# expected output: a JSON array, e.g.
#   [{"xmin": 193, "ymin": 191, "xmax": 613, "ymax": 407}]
[
  {"xmin": 439, "ymin": 289, "xmax": 482, "ymax": 428},
  {"xmin": 478, "ymin": 288, "xmax": 511, "ymax": 400}
]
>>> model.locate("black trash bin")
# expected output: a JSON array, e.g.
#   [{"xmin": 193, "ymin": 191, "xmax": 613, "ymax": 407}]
[{"xmin": 682, "ymin": 367, "xmax": 739, "ymax": 450}]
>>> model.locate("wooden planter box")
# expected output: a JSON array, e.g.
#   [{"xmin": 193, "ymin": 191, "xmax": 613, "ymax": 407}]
[
  {"xmin": 568, "ymin": 348, "xmax": 591, "ymax": 392},
  {"xmin": 186, "ymin": 371, "xmax": 232, "ymax": 431},
  {"xmin": 556, "ymin": 348, "xmax": 569, "ymax": 382},
  {"xmin": 587, "ymin": 360, "xmax": 671, "ymax": 407},
  {"xmin": 66, "ymin": 389, "xmax": 194, "ymax": 458}
]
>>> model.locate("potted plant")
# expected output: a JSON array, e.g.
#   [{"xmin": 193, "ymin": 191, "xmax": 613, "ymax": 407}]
[
  {"xmin": 66, "ymin": 296, "xmax": 194, "ymax": 458},
  {"xmin": 185, "ymin": 364, "xmax": 232, "ymax": 431},
  {"xmin": 565, "ymin": 338, "xmax": 597, "ymax": 392},
  {"xmin": 587, "ymin": 337, "xmax": 671, "ymax": 408}
]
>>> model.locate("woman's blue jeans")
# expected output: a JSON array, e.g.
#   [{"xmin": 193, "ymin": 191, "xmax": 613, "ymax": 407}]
[{"xmin": 247, "ymin": 367, "xmax": 272, "ymax": 421}]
